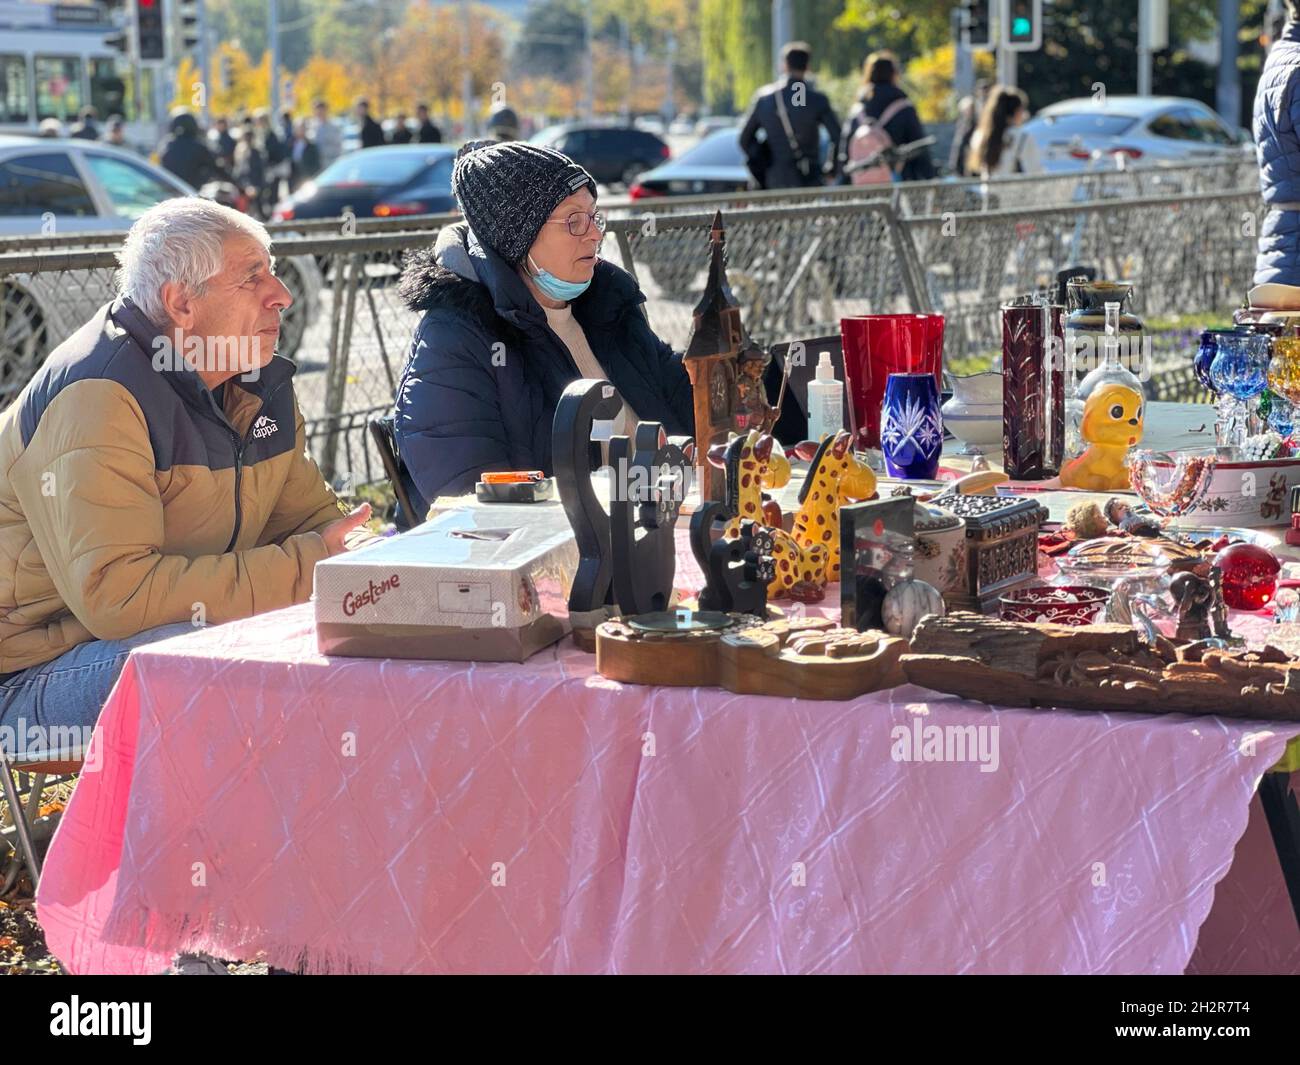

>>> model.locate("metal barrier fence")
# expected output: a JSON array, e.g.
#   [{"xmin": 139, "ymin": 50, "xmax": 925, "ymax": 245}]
[
  {"xmin": 0, "ymin": 156, "xmax": 1256, "ymax": 254},
  {"xmin": 0, "ymin": 168, "xmax": 1265, "ymax": 486},
  {"xmin": 605, "ymin": 156, "xmax": 1258, "ymax": 220}
]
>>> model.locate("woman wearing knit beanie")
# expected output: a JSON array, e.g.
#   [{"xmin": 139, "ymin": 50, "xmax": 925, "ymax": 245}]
[{"xmin": 393, "ymin": 139, "xmax": 694, "ymax": 517}]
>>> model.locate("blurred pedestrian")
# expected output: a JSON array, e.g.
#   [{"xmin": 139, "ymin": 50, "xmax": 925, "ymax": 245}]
[
  {"xmin": 356, "ymin": 98, "xmax": 385, "ymax": 149},
  {"xmin": 159, "ymin": 109, "xmax": 217, "ymax": 188},
  {"xmin": 416, "ymin": 103, "xmax": 442, "ymax": 143},
  {"xmin": 255, "ymin": 109, "xmax": 288, "ymax": 215},
  {"xmin": 280, "ymin": 108, "xmax": 294, "ymax": 148},
  {"xmin": 37, "ymin": 117, "xmax": 63, "ymax": 139},
  {"xmin": 69, "ymin": 106, "xmax": 99, "ymax": 141},
  {"xmin": 949, "ymin": 79, "xmax": 990, "ymax": 177},
  {"xmin": 739, "ymin": 41, "xmax": 841, "ymax": 189},
  {"xmin": 967, "ymin": 85, "xmax": 1040, "ymax": 178},
  {"xmin": 209, "ymin": 115, "xmax": 236, "ymax": 174},
  {"xmin": 1255, "ymin": 0, "xmax": 1300, "ymax": 285},
  {"xmin": 485, "ymin": 105, "xmax": 518, "ymax": 143},
  {"xmin": 232, "ymin": 126, "xmax": 266, "ymax": 217},
  {"xmin": 311, "ymin": 99, "xmax": 343, "ymax": 168},
  {"xmin": 288, "ymin": 119, "xmax": 321, "ymax": 192},
  {"xmin": 389, "ymin": 112, "xmax": 412, "ymax": 144},
  {"xmin": 100, "ymin": 114, "xmax": 130, "ymax": 150},
  {"xmin": 841, "ymin": 51, "xmax": 936, "ymax": 183}
]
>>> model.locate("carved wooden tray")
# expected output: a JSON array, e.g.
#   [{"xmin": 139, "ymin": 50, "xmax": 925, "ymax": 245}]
[
  {"xmin": 596, "ymin": 614, "xmax": 908, "ymax": 700},
  {"xmin": 903, "ymin": 612, "xmax": 1300, "ymax": 722}
]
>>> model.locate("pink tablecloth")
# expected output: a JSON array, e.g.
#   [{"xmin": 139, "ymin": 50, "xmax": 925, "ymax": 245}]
[{"xmin": 35, "ymin": 599, "xmax": 1300, "ymax": 975}]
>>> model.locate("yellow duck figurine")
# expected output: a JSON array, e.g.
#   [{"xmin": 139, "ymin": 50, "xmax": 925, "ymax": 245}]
[{"xmin": 1059, "ymin": 382, "xmax": 1145, "ymax": 491}]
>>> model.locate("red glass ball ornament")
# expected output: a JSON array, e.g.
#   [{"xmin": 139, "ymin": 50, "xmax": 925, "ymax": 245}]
[{"xmin": 1213, "ymin": 543, "xmax": 1282, "ymax": 611}]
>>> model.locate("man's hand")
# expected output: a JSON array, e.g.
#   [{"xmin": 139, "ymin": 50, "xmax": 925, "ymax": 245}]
[{"xmin": 321, "ymin": 502, "xmax": 372, "ymax": 556}]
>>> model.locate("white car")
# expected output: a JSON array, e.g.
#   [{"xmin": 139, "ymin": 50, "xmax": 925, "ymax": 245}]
[
  {"xmin": 0, "ymin": 136, "xmax": 321, "ymax": 399},
  {"xmin": 1021, "ymin": 96, "xmax": 1253, "ymax": 172}
]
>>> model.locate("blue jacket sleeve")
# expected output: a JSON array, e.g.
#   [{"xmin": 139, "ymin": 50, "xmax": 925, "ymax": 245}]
[{"xmin": 394, "ymin": 312, "xmax": 513, "ymax": 508}]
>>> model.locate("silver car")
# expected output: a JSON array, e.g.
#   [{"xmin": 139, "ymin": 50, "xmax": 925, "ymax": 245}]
[
  {"xmin": 0, "ymin": 136, "xmax": 322, "ymax": 399},
  {"xmin": 1021, "ymin": 96, "xmax": 1254, "ymax": 172}
]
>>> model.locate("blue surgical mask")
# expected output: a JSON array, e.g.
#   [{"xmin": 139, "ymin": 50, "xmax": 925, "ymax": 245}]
[{"xmin": 527, "ymin": 254, "xmax": 592, "ymax": 302}]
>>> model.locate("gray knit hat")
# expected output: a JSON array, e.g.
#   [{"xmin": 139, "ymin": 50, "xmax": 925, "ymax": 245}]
[{"xmin": 451, "ymin": 139, "xmax": 597, "ymax": 266}]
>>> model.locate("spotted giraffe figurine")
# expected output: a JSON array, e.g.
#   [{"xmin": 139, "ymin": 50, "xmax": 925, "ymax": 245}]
[
  {"xmin": 791, "ymin": 431, "xmax": 878, "ymax": 582},
  {"xmin": 707, "ymin": 430, "xmax": 830, "ymax": 600}
]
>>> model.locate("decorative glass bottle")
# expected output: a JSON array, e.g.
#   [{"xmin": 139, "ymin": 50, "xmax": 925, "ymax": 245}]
[
  {"xmin": 1058, "ymin": 302, "xmax": 1146, "ymax": 490},
  {"xmin": 1063, "ymin": 279, "xmax": 1144, "ymax": 460},
  {"xmin": 1075, "ymin": 302, "xmax": 1145, "ymax": 399}
]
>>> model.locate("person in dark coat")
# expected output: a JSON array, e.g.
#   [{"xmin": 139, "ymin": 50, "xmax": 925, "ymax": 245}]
[
  {"xmin": 394, "ymin": 140, "xmax": 694, "ymax": 517},
  {"xmin": 288, "ymin": 119, "xmax": 321, "ymax": 192},
  {"xmin": 158, "ymin": 109, "xmax": 217, "ymax": 189},
  {"xmin": 1255, "ymin": 0, "xmax": 1300, "ymax": 285},
  {"xmin": 739, "ymin": 41, "xmax": 841, "ymax": 188},
  {"xmin": 69, "ymin": 106, "xmax": 99, "ymax": 141},
  {"xmin": 486, "ymin": 105, "xmax": 519, "ymax": 142},
  {"xmin": 232, "ymin": 127, "xmax": 266, "ymax": 215},
  {"xmin": 839, "ymin": 51, "xmax": 935, "ymax": 182},
  {"xmin": 389, "ymin": 112, "xmax": 413, "ymax": 144},
  {"xmin": 208, "ymin": 115, "xmax": 237, "ymax": 175},
  {"xmin": 415, "ymin": 103, "xmax": 442, "ymax": 143},
  {"xmin": 356, "ymin": 98, "xmax": 385, "ymax": 149}
]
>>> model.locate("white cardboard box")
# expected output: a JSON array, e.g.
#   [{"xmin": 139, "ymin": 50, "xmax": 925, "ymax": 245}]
[{"xmin": 314, "ymin": 504, "xmax": 579, "ymax": 662}]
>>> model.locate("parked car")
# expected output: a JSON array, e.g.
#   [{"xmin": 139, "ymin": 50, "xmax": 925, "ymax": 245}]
[
  {"xmin": 694, "ymin": 115, "xmax": 739, "ymax": 139},
  {"xmin": 628, "ymin": 126, "xmax": 835, "ymax": 200},
  {"xmin": 1022, "ymin": 96, "xmax": 1254, "ymax": 172},
  {"xmin": 529, "ymin": 123, "xmax": 670, "ymax": 187},
  {"xmin": 272, "ymin": 145, "xmax": 458, "ymax": 221},
  {"xmin": 0, "ymin": 134, "xmax": 191, "ymax": 234},
  {"xmin": 0, "ymin": 136, "xmax": 322, "ymax": 399},
  {"xmin": 628, "ymin": 128, "xmax": 753, "ymax": 200}
]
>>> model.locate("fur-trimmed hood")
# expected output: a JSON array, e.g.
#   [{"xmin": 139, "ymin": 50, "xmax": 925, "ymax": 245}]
[{"xmin": 398, "ymin": 221, "xmax": 645, "ymax": 335}]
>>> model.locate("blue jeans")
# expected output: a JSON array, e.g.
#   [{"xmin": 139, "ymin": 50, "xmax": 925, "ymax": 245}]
[{"xmin": 0, "ymin": 622, "xmax": 195, "ymax": 761}]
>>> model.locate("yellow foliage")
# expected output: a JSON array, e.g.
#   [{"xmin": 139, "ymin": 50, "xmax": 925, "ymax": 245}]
[
  {"xmin": 292, "ymin": 56, "xmax": 356, "ymax": 116},
  {"xmin": 904, "ymin": 44, "xmax": 996, "ymax": 124},
  {"xmin": 176, "ymin": 0, "xmax": 680, "ymax": 127}
]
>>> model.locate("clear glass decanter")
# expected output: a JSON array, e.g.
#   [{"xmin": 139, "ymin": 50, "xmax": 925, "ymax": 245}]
[{"xmin": 1073, "ymin": 301, "xmax": 1144, "ymax": 416}]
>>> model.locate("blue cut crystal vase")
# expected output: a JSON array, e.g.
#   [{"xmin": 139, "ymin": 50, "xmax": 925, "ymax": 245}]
[{"xmin": 881, "ymin": 372, "xmax": 942, "ymax": 479}]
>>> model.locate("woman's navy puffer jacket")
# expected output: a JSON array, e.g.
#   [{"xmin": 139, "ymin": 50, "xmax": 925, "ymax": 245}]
[{"xmin": 393, "ymin": 222, "xmax": 694, "ymax": 517}]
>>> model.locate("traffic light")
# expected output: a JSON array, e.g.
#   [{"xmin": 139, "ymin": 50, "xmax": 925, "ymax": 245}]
[
  {"xmin": 135, "ymin": 0, "xmax": 166, "ymax": 62},
  {"xmin": 179, "ymin": 0, "xmax": 200, "ymax": 52},
  {"xmin": 1005, "ymin": 0, "xmax": 1042, "ymax": 52},
  {"xmin": 963, "ymin": 0, "xmax": 992, "ymax": 51}
]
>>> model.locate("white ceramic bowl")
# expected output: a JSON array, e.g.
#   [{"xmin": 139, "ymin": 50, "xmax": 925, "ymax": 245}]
[{"xmin": 943, "ymin": 409, "xmax": 1003, "ymax": 447}]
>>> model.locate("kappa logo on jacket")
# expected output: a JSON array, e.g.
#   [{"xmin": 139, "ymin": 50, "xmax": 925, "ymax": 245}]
[{"xmin": 251, "ymin": 414, "xmax": 279, "ymax": 440}]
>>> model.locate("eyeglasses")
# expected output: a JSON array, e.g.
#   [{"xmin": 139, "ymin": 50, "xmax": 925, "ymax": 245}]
[{"xmin": 544, "ymin": 210, "xmax": 606, "ymax": 237}]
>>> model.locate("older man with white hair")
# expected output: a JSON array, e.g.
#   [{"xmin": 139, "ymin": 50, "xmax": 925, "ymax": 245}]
[{"xmin": 0, "ymin": 198, "xmax": 370, "ymax": 759}]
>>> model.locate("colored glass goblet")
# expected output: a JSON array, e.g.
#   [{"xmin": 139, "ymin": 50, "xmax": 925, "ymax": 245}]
[{"xmin": 1209, "ymin": 333, "xmax": 1271, "ymax": 451}]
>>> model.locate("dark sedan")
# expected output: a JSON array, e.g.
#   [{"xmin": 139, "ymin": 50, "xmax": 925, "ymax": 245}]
[
  {"xmin": 628, "ymin": 128, "xmax": 752, "ymax": 200},
  {"xmin": 529, "ymin": 123, "xmax": 670, "ymax": 188},
  {"xmin": 271, "ymin": 145, "xmax": 458, "ymax": 221}
]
